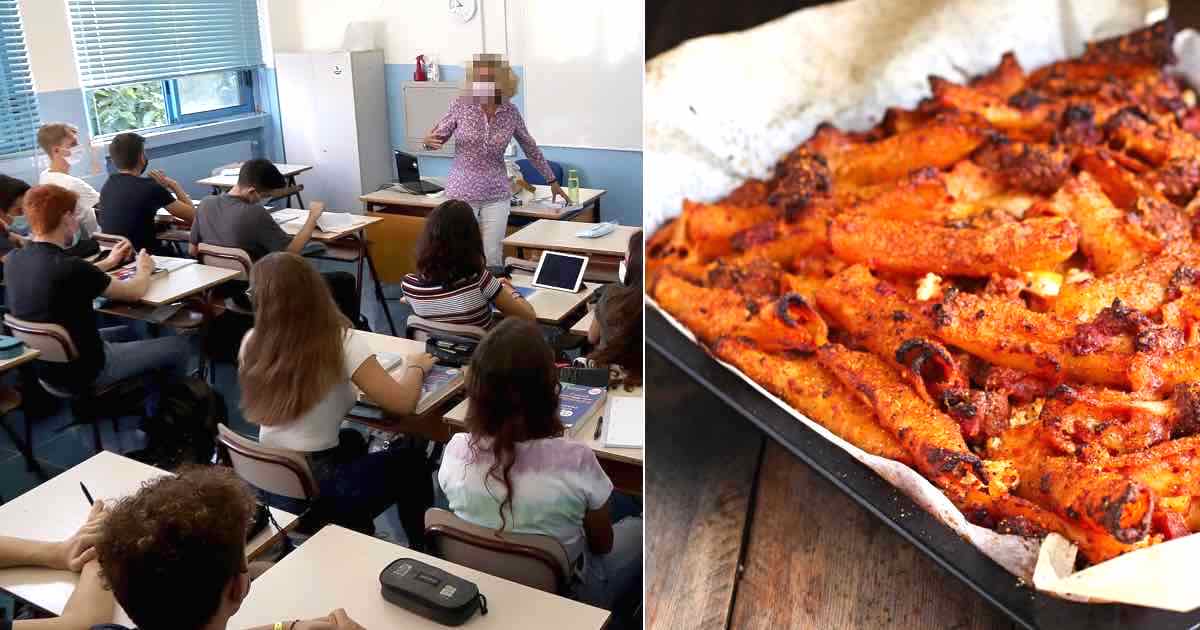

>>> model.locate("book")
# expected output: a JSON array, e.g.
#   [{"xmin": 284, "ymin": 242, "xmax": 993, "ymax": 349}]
[
  {"xmin": 271, "ymin": 209, "xmax": 304, "ymax": 224},
  {"xmin": 316, "ymin": 212, "xmax": 364, "ymax": 232},
  {"xmin": 150, "ymin": 256, "xmax": 196, "ymax": 273},
  {"xmin": 375, "ymin": 351, "xmax": 404, "ymax": 372},
  {"xmin": 558, "ymin": 382, "xmax": 607, "ymax": 437},
  {"xmin": 417, "ymin": 365, "xmax": 464, "ymax": 414},
  {"xmin": 602, "ymin": 396, "xmax": 644, "ymax": 449}
]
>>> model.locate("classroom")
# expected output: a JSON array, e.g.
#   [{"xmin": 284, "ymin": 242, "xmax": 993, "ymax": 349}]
[{"xmin": 0, "ymin": 1, "xmax": 644, "ymax": 629}]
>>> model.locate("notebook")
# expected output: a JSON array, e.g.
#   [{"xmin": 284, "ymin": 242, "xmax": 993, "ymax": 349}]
[
  {"xmin": 602, "ymin": 396, "xmax": 644, "ymax": 448},
  {"xmin": 316, "ymin": 212, "xmax": 362, "ymax": 232},
  {"xmin": 559, "ymin": 383, "xmax": 607, "ymax": 437},
  {"xmin": 375, "ymin": 351, "xmax": 404, "ymax": 372},
  {"xmin": 271, "ymin": 209, "xmax": 305, "ymax": 224},
  {"xmin": 358, "ymin": 363, "xmax": 464, "ymax": 416},
  {"xmin": 150, "ymin": 256, "xmax": 196, "ymax": 273}
]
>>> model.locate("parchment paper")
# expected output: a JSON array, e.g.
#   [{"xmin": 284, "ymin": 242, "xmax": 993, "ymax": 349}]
[{"xmin": 646, "ymin": 0, "xmax": 1200, "ymax": 610}]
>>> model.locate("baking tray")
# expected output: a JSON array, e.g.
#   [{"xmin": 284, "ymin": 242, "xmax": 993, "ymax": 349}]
[{"xmin": 646, "ymin": 305, "xmax": 1200, "ymax": 630}]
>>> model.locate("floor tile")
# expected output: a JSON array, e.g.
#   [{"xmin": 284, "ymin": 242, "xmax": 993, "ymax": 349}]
[
  {"xmin": 34, "ymin": 419, "xmax": 148, "ymax": 470},
  {"xmin": 0, "ymin": 453, "xmax": 64, "ymax": 503}
]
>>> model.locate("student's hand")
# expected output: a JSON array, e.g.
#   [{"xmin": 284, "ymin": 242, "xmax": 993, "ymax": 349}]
[
  {"xmin": 407, "ymin": 352, "xmax": 435, "ymax": 375},
  {"xmin": 136, "ymin": 249, "xmax": 154, "ymax": 275},
  {"xmin": 293, "ymin": 609, "xmax": 365, "ymax": 630},
  {"xmin": 328, "ymin": 609, "xmax": 366, "ymax": 630},
  {"xmin": 52, "ymin": 501, "xmax": 106, "ymax": 571},
  {"xmin": 307, "ymin": 201, "xmax": 326, "ymax": 223},
  {"xmin": 104, "ymin": 239, "xmax": 132, "ymax": 265},
  {"xmin": 147, "ymin": 170, "xmax": 179, "ymax": 190},
  {"xmin": 550, "ymin": 181, "xmax": 570, "ymax": 204},
  {"xmin": 422, "ymin": 133, "xmax": 445, "ymax": 150}
]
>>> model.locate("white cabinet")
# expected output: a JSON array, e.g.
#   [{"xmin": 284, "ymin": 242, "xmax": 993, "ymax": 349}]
[{"xmin": 275, "ymin": 50, "xmax": 392, "ymax": 212}]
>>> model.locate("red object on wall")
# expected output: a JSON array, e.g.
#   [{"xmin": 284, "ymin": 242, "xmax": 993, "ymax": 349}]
[{"xmin": 414, "ymin": 55, "xmax": 428, "ymax": 81}]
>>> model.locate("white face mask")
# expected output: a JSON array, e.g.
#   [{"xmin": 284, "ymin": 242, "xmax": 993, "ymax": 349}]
[
  {"xmin": 64, "ymin": 149, "xmax": 83, "ymax": 168},
  {"xmin": 619, "ymin": 259, "xmax": 628, "ymax": 285},
  {"xmin": 471, "ymin": 81, "xmax": 496, "ymax": 98}
]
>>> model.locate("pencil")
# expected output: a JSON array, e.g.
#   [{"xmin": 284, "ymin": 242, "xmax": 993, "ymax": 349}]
[{"xmin": 80, "ymin": 482, "xmax": 94, "ymax": 505}]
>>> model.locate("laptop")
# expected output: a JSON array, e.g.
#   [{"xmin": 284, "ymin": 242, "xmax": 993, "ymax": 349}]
[
  {"xmin": 395, "ymin": 150, "xmax": 444, "ymax": 194},
  {"xmin": 531, "ymin": 251, "xmax": 589, "ymax": 293}
]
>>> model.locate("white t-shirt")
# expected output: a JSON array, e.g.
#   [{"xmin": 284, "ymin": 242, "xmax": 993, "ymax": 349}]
[
  {"xmin": 39, "ymin": 170, "xmax": 100, "ymax": 236},
  {"xmin": 438, "ymin": 434, "xmax": 614, "ymax": 560},
  {"xmin": 242, "ymin": 328, "xmax": 375, "ymax": 452}
]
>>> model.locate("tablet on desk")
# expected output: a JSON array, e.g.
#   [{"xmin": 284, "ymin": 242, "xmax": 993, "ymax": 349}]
[{"xmin": 532, "ymin": 251, "xmax": 589, "ymax": 293}]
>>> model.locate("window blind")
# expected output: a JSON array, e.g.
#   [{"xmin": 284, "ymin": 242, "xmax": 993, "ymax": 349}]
[
  {"xmin": 0, "ymin": 1, "xmax": 40, "ymax": 155},
  {"xmin": 68, "ymin": 0, "xmax": 264, "ymax": 88}
]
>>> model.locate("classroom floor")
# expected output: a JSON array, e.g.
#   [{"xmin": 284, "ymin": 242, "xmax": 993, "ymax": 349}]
[{"xmin": 0, "ymin": 266, "xmax": 416, "ymax": 546}]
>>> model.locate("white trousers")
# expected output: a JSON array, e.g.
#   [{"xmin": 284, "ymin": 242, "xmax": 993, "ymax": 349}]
[{"xmin": 469, "ymin": 197, "xmax": 511, "ymax": 269}]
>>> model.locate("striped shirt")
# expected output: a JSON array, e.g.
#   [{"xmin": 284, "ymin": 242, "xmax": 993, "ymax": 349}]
[{"xmin": 402, "ymin": 270, "xmax": 504, "ymax": 328}]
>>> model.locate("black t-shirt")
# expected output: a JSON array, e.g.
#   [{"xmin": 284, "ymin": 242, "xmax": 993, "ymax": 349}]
[
  {"xmin": 6, "ymin": 242, "xmax": 112, "ymax": 389},
  {"xmin": 99, "ymin": 173, "xmax": 176, "ymax": 252}
]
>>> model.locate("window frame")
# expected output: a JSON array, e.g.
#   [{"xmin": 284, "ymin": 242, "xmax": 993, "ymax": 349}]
[{"xmin": 84, "ymin": 69, "xmax": 257, "ymax": 139}]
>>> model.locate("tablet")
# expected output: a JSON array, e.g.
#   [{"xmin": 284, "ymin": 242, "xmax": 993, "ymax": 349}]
[{"xmin": 532, "ymin": 250, "xmax": 589, "ymax": 293}]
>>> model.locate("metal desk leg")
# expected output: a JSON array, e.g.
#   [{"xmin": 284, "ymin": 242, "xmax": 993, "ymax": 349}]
[
  {"xmin": 288, "ymin": 175, "xmax": 305, "ymax": 209},
  {"xmin": 365, "ymin": 248, "xmax": 397, "ymax": 336},
  {"xmin": 594, "ymin": 198, "xmax": 601, "ymax": 222}
]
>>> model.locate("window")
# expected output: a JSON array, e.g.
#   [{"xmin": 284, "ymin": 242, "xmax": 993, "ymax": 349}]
[
  {"xmin": 68, "ymin": 0, "xmax": 263, "ymax": 136},
  {"xmin": 0, "ymin": 0, "xmax": 40, "ymax": 156},
  {"xmin": 86, "ymin": 70, "xmax": 254, "ymax": 136}
]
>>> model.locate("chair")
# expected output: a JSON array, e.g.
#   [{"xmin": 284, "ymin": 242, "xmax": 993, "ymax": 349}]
[
  {"xmin": 217, "ymin": 423, "xmax": 324, "ymax": 534},
  {"xmin": 3, "ymin": 315, "xmax": 148, "ymax": 453},
  {"xmin": 404, "ymin": 315, "xmax": 487, "ymax": 343},
  {"xmin": 515, "ymin": 159, "xmax": 565, "ymax": 187},
  {"xmin": 424, "ymin": 508, "xmax": 573, "ymax": 594},
  {"xmin": 91, "ymin": 232, "xmax": 131, "ymax": 251},
  {"xmin": 196, "ymin": 243, "xmax": 254, "ymax": 314}
]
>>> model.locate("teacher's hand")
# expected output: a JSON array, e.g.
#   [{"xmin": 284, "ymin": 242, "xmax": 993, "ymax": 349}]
[
  {"xmin": 550, "ymin": 181, "xmax": 570, "ymax": 204},
  {"xmin": 422, "ymin": 133, "xmax": 445, "ymax": 150}
]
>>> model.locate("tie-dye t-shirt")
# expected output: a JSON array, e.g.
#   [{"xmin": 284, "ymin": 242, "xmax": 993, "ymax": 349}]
[{"xmin": 438, "ymin": 433, "xmax": 613, "ymax": 559}]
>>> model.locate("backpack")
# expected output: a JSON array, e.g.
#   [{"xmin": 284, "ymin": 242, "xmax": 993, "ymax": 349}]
[{"xmin": 127, "ymin": 376, "xmax": 227, "ymax": 470}]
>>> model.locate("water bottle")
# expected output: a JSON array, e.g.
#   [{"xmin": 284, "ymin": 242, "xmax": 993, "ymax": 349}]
[{"xmin": 567, "ymin": 168, "xmax": 580, "ymax": 205}]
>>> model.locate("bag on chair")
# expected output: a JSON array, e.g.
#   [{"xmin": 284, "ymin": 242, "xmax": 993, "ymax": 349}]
[{"xmin": 128, "ymin": 376, "xmax": 227, "ymax": 469}]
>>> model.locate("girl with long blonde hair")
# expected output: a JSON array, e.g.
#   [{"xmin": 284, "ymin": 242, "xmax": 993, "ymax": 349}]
[{"xmin": 239, "ymin": 252, "xmax": 435, "ymax": 547}]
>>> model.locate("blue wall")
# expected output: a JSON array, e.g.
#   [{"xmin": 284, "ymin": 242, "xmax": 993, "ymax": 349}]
[{"xmin": 384, "ymin": 64, "xmax": 643, "ymax": 227}]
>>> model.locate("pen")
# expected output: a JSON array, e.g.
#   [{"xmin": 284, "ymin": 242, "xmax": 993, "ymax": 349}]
[
  {"xmin": 80, "ymin": 482, "xmax": 94, "ymax": 505},
  {"xmin": 593, "ymin": 416, "xmax": 604, "ymax": 440}
]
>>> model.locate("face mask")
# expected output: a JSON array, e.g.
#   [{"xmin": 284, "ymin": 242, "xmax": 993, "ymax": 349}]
[
  {"xmin": 619, "ymin": 259, "xmax": 628, "ymax": 285},
  {"xmin": 139, "ymin": 159, "xmax": 149, "ymax": 175},
  {"xmin": 9, "ymin": 215, "xmax": 28, "ymax": 234},
  {"xmin": 65, "ymin": 229, "xmax": 80, "ymax": 248},
  {"xmin": 64, "ymin": 150, "xmax": 83, "ymax": 167}
]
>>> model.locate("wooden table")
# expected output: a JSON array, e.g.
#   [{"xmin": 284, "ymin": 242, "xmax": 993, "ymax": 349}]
[
  {"xmin": 0, "ymin": 347, "xmax": 40, "ymax": 373},
  {"xmin": 509, "ymin": 273, "xmax": 596, "ymax": 327},
  {"xmin": 228, "ymin": 525, "xmax": 610, "ymax": 630},
  {"xmin": 503, "ymin": 219, "xmax": 640, "ymax": 261},
  {"xmin": 197, "ymin": 163, "xmax": 312, "ymax": 208},
  {"xmin": 0, "ymin": 451, "xmax": 297, "ymax": 627},
  {"xmin": 358, "ymin": 183, "xmax": 607, "ymax": 285},
  {"xmin": 570, "ymin": 310, "xmax": 594, "ymax": 337},
  {"xmin": 646, "ymin": 348, "xmax": 1015, "ymax": 630},
  {"xmin": 443, "ymin": 387, "xmax": 643, "ymax": 496}
]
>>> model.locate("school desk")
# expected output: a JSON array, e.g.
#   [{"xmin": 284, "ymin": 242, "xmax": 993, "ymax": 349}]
[
  {"xmin": 570, "ymin": 310, "xmax": 595, "ymax": 337},
  {"xmin": 197, "ymin": 163, "xmax": 312, "ymax": 208},
  {"xmin": 228, "ymin": 525, "xmax": 610, "ymax": 630},
  {"xmin": 107, "ymin": 260, "xmax": 240, "ymax": 306},
  {"xmin": 0, "ymin": 347, "xmax": 41, "ymax": 476},
  {"xmin": 502, "ymin": 219, "xmax": 640, "ymax": 262},
  {"xmin": 508, "ymin": 273, "xmax": 598, "ymax": 326},
  {"xmin": 443, "ymin": 386, "xmax": 644, "ymax": 496},
  {"xmin": 0, "ymin": 451, "xmax": 297, "ymax": 627},
  {"xmin": 360, "ymin": 180, "xmax": 605, "ymax": 222}
]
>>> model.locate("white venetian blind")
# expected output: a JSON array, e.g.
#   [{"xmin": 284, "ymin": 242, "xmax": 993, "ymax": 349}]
[
  {"xmin": 68, "ymin": 0, "xmax": 264, "ymax": 88},
  {"xmin": 0, "ymin": 0, "xmax": 40, "ymax": 155}
]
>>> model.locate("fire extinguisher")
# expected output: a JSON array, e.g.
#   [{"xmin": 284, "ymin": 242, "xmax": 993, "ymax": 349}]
[{"xmin": 414, "ymin": 55, "xmax": 428, "ymax": 81}]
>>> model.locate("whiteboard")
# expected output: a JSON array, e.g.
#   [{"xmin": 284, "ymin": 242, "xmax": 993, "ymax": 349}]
[
  {"xmin": 505, "ymin": 0, "xmax": 644, "ymax": 151},
  {"xmin": 402, "ymin": 81, "xmax": 459, "ymax": 156}
]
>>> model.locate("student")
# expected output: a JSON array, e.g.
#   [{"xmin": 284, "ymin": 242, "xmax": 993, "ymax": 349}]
[
  {"xmin": 92, "ymin": 466, "xmax": 365, "ymax": 630},
  {"xmin": 0, "ymin": 502, "xmax": 115, "ymax": 630},
  {"xmin": 438, "ymin": 318, "xmax": 643, "ymax": 609},
  {"xmin": 0, "ymin": 174, "xmax": 31, "ymax": 263},
  {"xmin": 99, "ymin": 133, "xmax": 195, "ymax": 253},
  {"xmin": 239, "ymin": 252, "xmax": 435, "ymax": 547},
  {"xmin": 36, "ymin": 123, "xmax": 100, "ymax": 241},
  {"xmin": 587, "ymin": 231, "xmax": 643, "ymax": 388},
  {"xmin": 5, "ymin": 185, "xmax": 191, "ymax": 394},
  {"xmin": 188, "ymin": 159, "xmax": 365, "ymax": 327},
  {"xmin": 401, "ymin": 200, "xmax": 535, "ymax": 328}
]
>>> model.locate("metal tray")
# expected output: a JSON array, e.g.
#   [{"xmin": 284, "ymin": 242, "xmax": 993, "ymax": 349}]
[{"xmin": 647, "ymin": 306, "xmax": 1200, "ymax": 630}]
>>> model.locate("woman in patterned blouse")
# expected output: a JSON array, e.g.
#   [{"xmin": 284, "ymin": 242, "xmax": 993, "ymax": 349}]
[{"xmin": 423, "ymin": 54, "xmax": 569, "ymax": 268}]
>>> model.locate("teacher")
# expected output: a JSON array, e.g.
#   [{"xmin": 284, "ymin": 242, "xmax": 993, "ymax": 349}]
[{"xmin": 423, "ymin": 54, "xmax": 568, "ymax": 268}]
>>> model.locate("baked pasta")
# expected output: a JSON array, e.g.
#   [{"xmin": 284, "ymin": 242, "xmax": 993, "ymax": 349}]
[{"xmin": 648, "ymin": 20, "xmax": 1200, "ymax": 565}]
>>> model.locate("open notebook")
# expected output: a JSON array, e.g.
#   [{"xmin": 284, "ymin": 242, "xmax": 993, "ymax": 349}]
[{"xmin": 602, "ymin": 396, "xmax": 645, "ymax": 449}]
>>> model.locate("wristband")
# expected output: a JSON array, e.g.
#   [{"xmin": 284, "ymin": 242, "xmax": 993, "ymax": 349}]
[{"xmin": 273, "ymin": 623, "xmax": 284, "ymax": 630}]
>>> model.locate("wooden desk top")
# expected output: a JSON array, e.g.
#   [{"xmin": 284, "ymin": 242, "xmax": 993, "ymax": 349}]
[
  {"xmin": 503, "ymin": 220, "xmax": 640, "ymax": 258},
  {"xmin": 229, "ymin": 525, "xmax": 609, "ymax": 630},
  {"xmin": 510, "ymin": 273, "xmax": 596, "ymax": 325},
  {"xmin": 570, "ymin": 310, "xmax": 594, "ymax": 337},
  {"xmin": 0, "ymin": 451, "xmax": 297, "ymax": 626},
  {"xmin": 0, "ymin": 347, "xmax": 40, "ymax": 373},
  {"xmin": 276, "ymin": 210, "xmax": 383, "ymax": 242},
  {"xmin": 196, "ymin": 163, "xmax": 312, "ymax": 188},
  {"xmin": 360, "ymin": 181, "xmax": 605, "ymax": 217},
  {"xmin": 645, "ymin": 349, "xmax": 1014, "ymax": 630},
  {"xmin": 116, "ymin": 262, "xmax": 240, "ymax": 306},
  {"xmin": 444, "ymin": 386, "xmax": 644, "ymax": 467}
]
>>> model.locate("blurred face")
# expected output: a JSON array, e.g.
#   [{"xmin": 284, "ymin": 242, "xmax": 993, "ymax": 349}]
[
  {"xmin": 471, "ymin": 61, "xmax": 500, "ymax": 104},
  {"xmin": 55, "ymin": 131, "xmax": 81, "ymax": 165},
  {"xmin": 7, "ymin": 193, "xmax": 24, "ymax": 216}
]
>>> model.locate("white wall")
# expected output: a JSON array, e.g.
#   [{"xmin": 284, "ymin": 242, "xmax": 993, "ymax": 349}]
[{"xmin": 18, "ymin": 0, "xmax": 79, "ymax": 92}]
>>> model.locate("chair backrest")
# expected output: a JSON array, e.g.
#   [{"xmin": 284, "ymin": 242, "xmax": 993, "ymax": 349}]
[
  {"xmin": 424, "ymin": 508, "xmax": 572, "ymax": 594},
  {"xmin": 4, "ymin": 315, "xmax": 77, "ymax": 363},
  {"xmin": 91, "ymin": 232, "xmax": 131, "ymax": 251},
  {"xmin": 405, "ymin": 315, "xmax": 487, "ymax": 343},
  {"xmin": 515, "ymin": 159, "xmax": 565, "ymax": 187},
  {"xmin": 197, "ymin": 243, "xmax": 253, "ymax": 281},
  {"xmin": 216, "ymin": 424, "xmax": 319, "ymax": 501}
]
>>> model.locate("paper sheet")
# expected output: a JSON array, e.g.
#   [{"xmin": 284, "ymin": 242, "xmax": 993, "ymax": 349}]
[
  {"xmin": 603, "ymin": 397, "xmax": 645, "ymax": 448},
  {"xmin": 646, "ymin": 0, "xmax": 1200, "ymax": 611}
]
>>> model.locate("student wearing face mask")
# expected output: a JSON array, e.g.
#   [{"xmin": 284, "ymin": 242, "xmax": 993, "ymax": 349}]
[
  {"xmin": 0, "ymin": 174, "xmax": 32, "ymax": 264},
  {"xmin": 422, "ymin": 54, "xmax": 569, "ymax": 268},
  {"xmin": 36, "ymin": 122, "xmax": 101, "ymax": 241},
  {"xmin": 188, "ymin": 159, "xmax": 367, "ymax": 327},
  {"xmin": 99, "ymin": 132, "xmax": 196, "ymax": 253}
]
